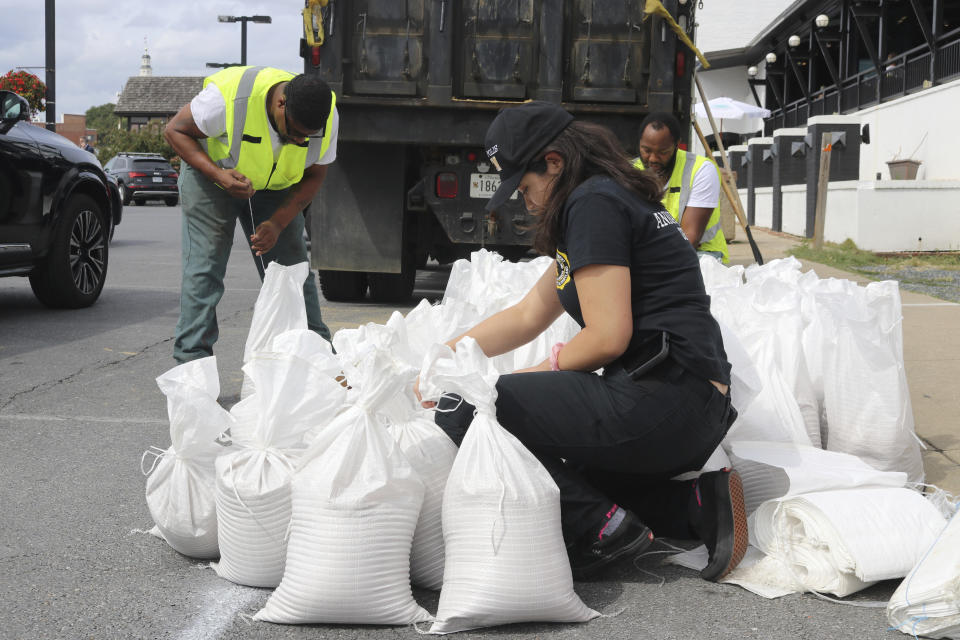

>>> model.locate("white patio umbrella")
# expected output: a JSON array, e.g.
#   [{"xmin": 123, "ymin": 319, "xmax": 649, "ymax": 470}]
[{"xmin": 693, "ymin": 97, "xmax": 771, "ymax": 136}]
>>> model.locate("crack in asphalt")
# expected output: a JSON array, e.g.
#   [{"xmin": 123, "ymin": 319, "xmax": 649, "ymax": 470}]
[
  {"xmin": 0, "ymin": 302, "xmax": 257, "ymax": 413},
  {"xmin": 0, "ymin": 334, "xmax": 175, "ymax": 412}
]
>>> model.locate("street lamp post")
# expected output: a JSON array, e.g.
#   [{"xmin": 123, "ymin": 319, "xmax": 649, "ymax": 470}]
[{"xmin": 206, "ymin": 15, "xmax": 271, "ymax": 68}]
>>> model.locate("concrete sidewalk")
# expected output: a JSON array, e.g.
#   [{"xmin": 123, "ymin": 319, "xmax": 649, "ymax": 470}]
[{"xmin": 727, "ymin": 228, "xmax": 960, "ymax": 495}]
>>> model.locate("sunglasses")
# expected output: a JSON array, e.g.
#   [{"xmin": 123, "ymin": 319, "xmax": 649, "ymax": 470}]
[{"xmin": 282, "ymin": 103, "xmax": 325, "ymax": 146}]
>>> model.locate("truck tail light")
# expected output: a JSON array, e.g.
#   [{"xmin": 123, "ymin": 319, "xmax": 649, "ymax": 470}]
[
  {"xmin": 436, "ymin": 172, "xmax": 458, "ymax": 199},
  {"xmin": 676, "ymin": 51, "xmax": 686, "ymax": 79},
  {"xmin": 311, "ymin": 47, "xmax": 321, "ymax": 67}
]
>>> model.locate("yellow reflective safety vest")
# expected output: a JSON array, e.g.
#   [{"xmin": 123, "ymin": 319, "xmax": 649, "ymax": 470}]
[
  {"xmin": 633, "ymin": 149, "xmax": 728, "ymax": 263},
  {"xmin": 202, "ymin": 66, "xmax": 336, "ymax": 191}
]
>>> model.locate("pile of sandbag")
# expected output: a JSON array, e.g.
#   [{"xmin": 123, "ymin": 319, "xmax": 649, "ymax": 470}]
[
  {"xmin": 691, "ymin": 256, "xmax": 949, "ymax": 612},
  {"xmin": 141, "ymin": 251, "xmax": 949, "ymax": 636},
  {"xmin": 142, "ymin": 257, "xmax": 600, "ymax": 632}
]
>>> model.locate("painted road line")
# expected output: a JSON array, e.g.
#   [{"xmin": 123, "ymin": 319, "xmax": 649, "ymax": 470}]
[{"xmin": 0, "ymin": 413, "xmax": 166, "ymax": 425}]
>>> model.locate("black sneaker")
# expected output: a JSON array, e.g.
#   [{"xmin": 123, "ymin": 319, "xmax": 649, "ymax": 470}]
[
  {"xmin": 568, "ymin": 509, "xmax": 654, "ymax": 580},
  {"xmin": 693, "ymin": 468, "xmax": 748, "ymax": 582}
]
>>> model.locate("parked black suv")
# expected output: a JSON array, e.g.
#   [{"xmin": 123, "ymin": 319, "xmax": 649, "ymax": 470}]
[
  {"xmin": 0, "ymin": 90, "xmax": 118, "ymax": 308},
  {"xmin": 104, "ymin": 152, "xmax": 178, "ymax": 206}
]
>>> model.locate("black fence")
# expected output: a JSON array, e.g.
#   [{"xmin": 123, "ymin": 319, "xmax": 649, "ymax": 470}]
[{"xmin": 767, "ymin": 29, "xmax": 960, "ymax": 133}]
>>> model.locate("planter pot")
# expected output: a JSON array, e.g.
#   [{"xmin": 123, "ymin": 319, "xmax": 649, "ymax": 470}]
[{"xmin": 887, "ymin": 159, "xmax": 921, "ymax": 180}]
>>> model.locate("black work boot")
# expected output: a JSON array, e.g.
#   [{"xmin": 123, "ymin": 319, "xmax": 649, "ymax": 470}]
[
  {"xmin": 568, "ymin": 506, "xmax": 654, "ymax": 580},
  {"xmin": 690, "ymin": 468, "xmax": 748, "ymax": 582}
]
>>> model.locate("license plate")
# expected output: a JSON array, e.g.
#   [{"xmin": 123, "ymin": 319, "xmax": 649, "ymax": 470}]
[
  {"xmin": 152, "ymin": 176, "xmax": 163, "ymax": 183},
  {"xmin": 469, "ymin": 173, "xmax": 517, "ymax": 200}
]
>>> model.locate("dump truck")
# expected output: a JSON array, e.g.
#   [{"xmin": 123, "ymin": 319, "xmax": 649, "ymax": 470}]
[{"xmin": 301, "ymin": 0, "xmax": 696, "ymax": 302}]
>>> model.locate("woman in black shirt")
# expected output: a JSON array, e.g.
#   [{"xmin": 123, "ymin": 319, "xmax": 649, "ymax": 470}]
[{"xmin": 417, "ymin": 101, "xmax": 746, "ymax": 582}]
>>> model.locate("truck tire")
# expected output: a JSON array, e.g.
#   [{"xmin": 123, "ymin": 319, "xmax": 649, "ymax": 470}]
[
  {"xmin": 29, "ymin": 193, "xmax": 109, "ymax": 308},
  {"xmin": 368, "ymin": 269, "xmax": 416, "ymax": 303},
  {"xmin": 319, "ymin": 269, "xmax": 368, "ymax": 302}
]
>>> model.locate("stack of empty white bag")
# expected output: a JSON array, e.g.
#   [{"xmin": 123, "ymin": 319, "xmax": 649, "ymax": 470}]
[
  {"xmin": 144, "ymin": 356, "xmax": 233, "ymax": 558},
  {"xmin": 749, "ymin": 487, "xmax": 946, "ymax": 597},
  {"xmin": 887, "ymin": 507, "xmax": 960, "ymax": 639},
  {"xmin": 214, "ymin": 335, "xmax": 347, "ymax": 588},
  {"xmin": 256, "ymin": 344, "xmax": 432, "ymax": 625},
  {"xmin": 420, "ymin": 339, "xmax": 599, "ymax": 633}
]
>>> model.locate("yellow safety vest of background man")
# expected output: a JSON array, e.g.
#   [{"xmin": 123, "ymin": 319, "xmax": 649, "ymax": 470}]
[
  {"xmin": 633, "ymin": 112, "xmax": 729, "ymax": 263},
  {"xmin": 164, "ymin": 66, "xmax": 338, "ymax": 364}
]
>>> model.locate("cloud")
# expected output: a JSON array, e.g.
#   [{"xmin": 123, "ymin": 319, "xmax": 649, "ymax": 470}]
[{"xmin": 0, "ymin": 0, "xmax": 307, "ymax": 117}]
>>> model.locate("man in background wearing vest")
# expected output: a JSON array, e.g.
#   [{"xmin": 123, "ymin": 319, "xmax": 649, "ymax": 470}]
[
  {"xmin": 164, "ymin": 67, "xmax": 338, "ymax": 364},
  {"xmin": 633, "ymin": 112, "xmax": 729, "ymax": 263}
]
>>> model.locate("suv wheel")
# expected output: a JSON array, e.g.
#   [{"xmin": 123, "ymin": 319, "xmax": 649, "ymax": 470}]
[
  {"xmin": 29, "ymin": 194, "xmax": 109, "ymax": 308},
  {"xmin": 118, "ymin": 182, "xmax": 131, "ymax": 206},
  {"xmin": 165, "ymin": 197, "xmax": 178, "ymax": 207}
]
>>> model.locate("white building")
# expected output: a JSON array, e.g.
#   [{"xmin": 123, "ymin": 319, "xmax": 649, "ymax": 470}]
[{"xmin": 693, "ymin": 0, "xmax": 960, "ymax": 251}]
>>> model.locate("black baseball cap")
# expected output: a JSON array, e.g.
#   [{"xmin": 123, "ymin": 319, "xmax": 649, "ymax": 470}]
[{"xmin": 483, "ymin": 101, "xmax": 573, "ymax": 211}]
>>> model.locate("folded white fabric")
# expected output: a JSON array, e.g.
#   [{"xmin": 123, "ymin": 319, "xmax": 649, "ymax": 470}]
[
  {"xmin": 752, "ymin": 488, "xmax": 947, "ymax": 597},
  {"xmin": 888, "ymin": 508, "xmax": 960, "ymax": 639},
  {"xmin": 727, "ymin": 440, "xmax": 908, "ymax": 516}
]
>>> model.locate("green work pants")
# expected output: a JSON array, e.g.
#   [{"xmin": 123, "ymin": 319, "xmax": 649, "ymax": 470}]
[{"xmin": 173, "ymin": 164, "xmax": 331, "ymax": 364}]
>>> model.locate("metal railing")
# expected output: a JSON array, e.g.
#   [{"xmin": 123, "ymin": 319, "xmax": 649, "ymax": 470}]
[{"xmin": 766, "ymin": 29, "xmax": 960, "ymax": 131}]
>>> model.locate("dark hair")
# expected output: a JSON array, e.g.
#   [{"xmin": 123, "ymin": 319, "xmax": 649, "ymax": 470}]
[
  {"xmin": 284, "ymin": 73, "xmax": 333, "ymax": 131},
  {"xmin": 639, "ymin": 111, "xmax": 682, "ymax": 145},
  {"xmin": 529, "ymin": 121, "xmax": 663, "ymax": 256}
]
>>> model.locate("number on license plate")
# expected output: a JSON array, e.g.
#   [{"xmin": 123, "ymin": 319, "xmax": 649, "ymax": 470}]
[{"xmin": 469, "ymin": 173, "xmax": 518, "ymax": 200}]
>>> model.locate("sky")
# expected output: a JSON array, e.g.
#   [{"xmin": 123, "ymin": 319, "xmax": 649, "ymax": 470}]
[{"xmin": 0, "ymin": 0, "xmax": 307, "ymax": 119}]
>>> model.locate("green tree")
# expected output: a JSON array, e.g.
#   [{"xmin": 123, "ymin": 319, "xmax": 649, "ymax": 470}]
[{"xmin": 85, "ymin": 103, "xmax": 119, "ymax": 136}]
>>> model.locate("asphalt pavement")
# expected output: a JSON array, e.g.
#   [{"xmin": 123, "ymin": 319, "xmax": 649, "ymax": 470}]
[{"xmin": 0, "ymin": 208, "xmax": 949, "ymax": 640}]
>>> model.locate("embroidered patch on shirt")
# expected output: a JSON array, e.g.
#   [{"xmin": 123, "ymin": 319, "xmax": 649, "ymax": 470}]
[{"xmin": 556, "ymin": 250, "xmax": 571, "ymax": 290}]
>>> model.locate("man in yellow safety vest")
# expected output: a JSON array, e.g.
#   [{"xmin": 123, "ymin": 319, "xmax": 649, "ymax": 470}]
[
  {"xmin": 633, "ymin": 112, "xmax": 728, "ymax": 263},
  {"xmin": 164, "ymin": 66, "xmax": 338, "ymax": 363}
]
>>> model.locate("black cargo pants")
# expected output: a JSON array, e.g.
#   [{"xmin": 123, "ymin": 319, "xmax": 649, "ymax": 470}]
[{"xmin": 435, "ymin": 358, "xmax": 737, "ymax": 543}]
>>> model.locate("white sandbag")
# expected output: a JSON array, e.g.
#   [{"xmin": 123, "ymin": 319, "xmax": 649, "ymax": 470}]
[
  {"xmin": 385, "ymin": 393, "xmax": 458, "ymax": 590},
  {"xmin": 752, "ymin": 488, "xmax": 946, "ymax": 597},
  {"xmin": 888, "ymin": 507, "xmax": 960, "ymax": 639},
  {"xmin": 699, "ymin": 253, "xmax": 744, "ymax": 292},
  {"xmin": 442, "ymin": 250, "xmax": 543, "ymax": 318},
  {"xmin": 712, "ymin": 281, "xmax": 817, "ymax": 446},
  {"xmin": 256, "ymin": 349, "xmax": 431, "ymax": 625},
  {"xmin": 743, "ymin": 256, "xmax": 804, "ymax": 285},
  {"xmin": 144, "ymin": 356, "xmax": 233, "ymax": 558},
  {"xmin": 420, "ymin": 340, "xmax": 599, "ymax": 634},
  {"xmin": 817, "ymin": 280, "xmax": 924, "ymax": 482},
  {"xmin": 240, "ymin": 261, "xmax": 310, "ymax": 398},
  {"xmin": 726, "ymin": 440, "xmax": 908, "ymax": 516},
  {"xmin": 401, "ymin": 298, "xmax": 481, "ymax": 361},
  {"xmin": 715, "ymin": 318, "xmax": 761, "ymax": 417},
  {"xmin": 214, "ymin": 350, "xmax": 347, "ymax": 588}
]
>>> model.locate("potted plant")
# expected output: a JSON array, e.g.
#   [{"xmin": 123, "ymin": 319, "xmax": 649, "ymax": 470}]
[
  {"xmin": 886, "ymin": 134, "xmax": 926, "ymax": 180},
  {"xmin": 0, "ymin": 70, "xmax": 46, "ymax": 115}
]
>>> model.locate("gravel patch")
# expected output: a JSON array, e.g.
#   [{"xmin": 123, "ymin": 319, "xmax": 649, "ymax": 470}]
[{"xmin": 854, "ymin": 265, "xmax": 960, "ymax": 303}]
